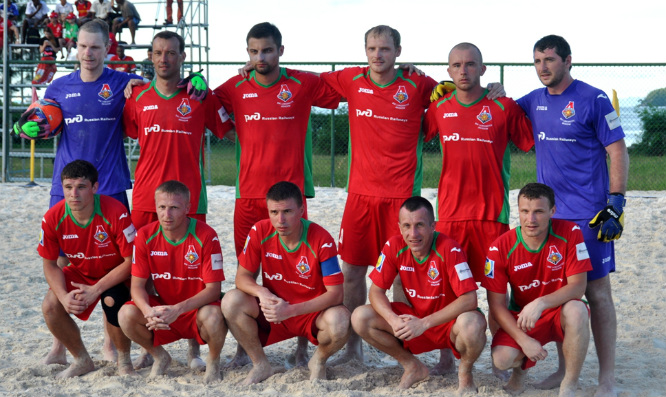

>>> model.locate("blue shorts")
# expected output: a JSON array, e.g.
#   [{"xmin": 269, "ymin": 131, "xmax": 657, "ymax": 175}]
[
  {"xmin": 117, "ymin": 16, "xmax": 141, "ymax": 26},
  {"xmin": 570, "ymin": 218, "xmax": 615, "ymax": 281}
]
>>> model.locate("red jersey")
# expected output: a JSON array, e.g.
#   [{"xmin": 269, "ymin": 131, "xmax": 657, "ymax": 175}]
[
  {"xmin": 132, "ymin": 218, "xmax": 224, "ymax": 305},
  {"xmin": 424, "ymin": 92, "xmax": 534, "ymax": 224},
  {"xmin": 370, "ymin": 232, "xmax": 477, "ymax": 318},
  {"xmin": 76, "ymin": 0, "xmax": 91, "ymax": 17},
  {"xmin": 320, "ymin": 67, "xmax": 437, "ymax": 198},
  {"xmin": 38, "ymin": 195, "xmax": 136, "ymax": 283},
  {"xmin": 108, "ymin": 55, "xmax": 136, "ymax": 73},
  {"xmin": 123, "ymin": 80, "xmax": 233, "ymax": 214},
  {"xmin": 214, "ymin": 68, "xmax": 340, "ymax": 199},
  {"xmin": 482, "ymin": 219, "xmax": 592, "ymax": 309},
  {"xmin": 239, "ymin": 219, "xmax": 343, "ymax": 304},
  {"xmin": 47, "ymin": 22, "xmax": 63, "ymax": 38}
]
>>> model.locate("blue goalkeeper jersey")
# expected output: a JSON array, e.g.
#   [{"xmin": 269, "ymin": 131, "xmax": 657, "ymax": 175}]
[
  {"xmin": 45, "ymin": 68, "xmax": 142, "ymax": 197},
  {"xmin": 517, "ymin": 80, "xmax": 625, "ymax": 220}
]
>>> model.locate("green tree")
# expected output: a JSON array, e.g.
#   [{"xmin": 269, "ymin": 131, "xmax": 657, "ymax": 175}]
[
  {"xmin": 639, "ymin": 87, "xmax": 666, "ymax": 107},
  {"xmin": 631, "ymin": 106, "xmax": 666, "ymax": 156}
]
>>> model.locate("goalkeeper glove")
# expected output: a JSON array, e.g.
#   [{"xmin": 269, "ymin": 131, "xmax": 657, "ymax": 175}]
[
  {"xmin": 177, "ymin": 69, "xmax": 208, "ymax": 101},
  {"xmin": 12, "ymin": 108, "xmax": 48, "ymax": 140},
  {"xmin": 430, "ymin": 80, "xmax": 456, "ymax": 102},
  {"xmin": 589, "ymin": 193, "xmax": 625, "ymax": 242}
]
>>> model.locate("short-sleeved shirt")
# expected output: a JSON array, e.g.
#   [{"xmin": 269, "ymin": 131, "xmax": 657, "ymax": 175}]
[
  {"xmin": 56, "ymin": 2, "xmax": 74, "ymax": 16},
  {"xmin": 214, "ymin": 68, "xmax": 340, "ymax": 199},
  {"xmin": 123, "ymin": 80, "xmax": 233, "ymax": 214},
  {"xmin": 424, "ymin": 91, "xmax": 534, "ymax": 224},
  {"xmin": 132, "ymin": 218, "xmax": 225, "ymax": 305},
  {"xmin": 108, "ymin": 55, "xmax": 136, "ymax": 73},
  {"xmin": 517, "ymin": 80, "xmax": 625, "ymax": 220},
  {"xmin": 45, "ymin": 68, "xmax": 141, "ymax": 197},
  {"xmin": 370, "ymin": 232, "xmax": 477, "ymax": 318},
  {"xmin": 63, "ymin": 20, "xmax": 78, "ymax": 40},
  {"xmin": 75, "ymin": 0, "xmax": 91, "ymax": 17},
  {"xmin": 38, "ymin": 194, "xmax": 136, "ymax": 283},
  {"xmin": 90, "ymin": 0, "xmax": 110, "ymax": 18},
  {"xmin": 320, "ymin": 67, "xmax": 437, "ymax": 198},
  {"xmin": 26, "ymin": 1, "xmax": 49, "ymax": 19},
  {"xmin": 117, "ymin": 0, "xmax": 140, "ymax": 21},
  {"xmin": 47, "ymin": 22, "xmax": 63, "ymax": 38},
  {"xmin": 239, "ymin": 218, "xmax": 343, "ymax": 304},
  {"xmin": 482, "ymin": 219, "xmax": 592, "ymax": 309}
]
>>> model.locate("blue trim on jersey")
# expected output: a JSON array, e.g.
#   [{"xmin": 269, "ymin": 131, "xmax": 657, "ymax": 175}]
[{"xmin": 320, "ymin": 256, "xmax": 341, "ymax": 277}]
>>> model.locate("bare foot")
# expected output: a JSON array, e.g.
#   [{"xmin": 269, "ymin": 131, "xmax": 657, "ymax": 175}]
[
  {"xmin": 398, "ymin": 359, "xmax": 429, "ymax": 389},
  {"xmin": 289, "ymin": 337, "xmax": 309, "ymax": 367},
  {"xmin": 534, "ymin": 368, "xmax": 565, "ymax": 390},
  {"xmin": 149, "ymin": 349, "xmax": 172, "ymax": 378},
  {"xmin": 55, "ymin": 356, "xmax": 95, "ymax": 378},
  {"xmin": 117, "ymin": 352, "xmax": 138, "ymax": 376},
  {"xmin": 307, "ymin": 350, "xmax": 327, "ymax": 380},
  {"xmin": 132, "ymin": 349, "xmax": 154, "ymax": 369},
  {"xmin": 430, "ymin": 349, "xmax": 456, "ymax": 376},
  {"xmin": 187, "ymin": 339, "xmax": 205, "ymax": 371},
  {"xmin": 455, "ymin": 371, "xmax": 477, "ymax": 397},
  {"xmin": 558, "ymin": 384, "xmax": 576, "ymax": 397},
  {"xmin": 43, "ymin": 340, "xmax": 67, "ymax": 365},
  {"xmin": 242, "ymin": 361, "xmax": 273, "ymax": 385},
  {"xmin": 492, "ymin": 362, "xmax": 511, "ymax": 382},
  {"xmin": 593, "ymin": 382, "xmax": 617, "ymax": 397},
  {"xmin": 203, "ymin": 359, "xmax": 221, "ymax": 383},
  {"xmin": 503, "ymin": 369, "xmax": 527, "ymax": 396},
  {"xmin": 224, "ymin": 348, "xmax": 251, "ymax": 369},
  {"xmin": 102, "ymin": 338, "xmax": 117, "ymax": 362}
]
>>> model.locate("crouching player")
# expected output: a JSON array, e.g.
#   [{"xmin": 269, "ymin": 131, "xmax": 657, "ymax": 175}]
[
  {"xmin": 222, "ymin": 181, "xmax": 350, "ymax": 384},
  {"xmin": 483, "ymin": 183, "xmax": 591, "ymax": 397},
  {"xmin": 352, "ymin": 197, "xmax": 486, "ymax": 393},
  {"xmin": 39, "ymin": 160, "xmax": 136, "ymax": 377},
  {"xmin": 118, "ymin": 181, "xmax": 226, "ymax": 382}
]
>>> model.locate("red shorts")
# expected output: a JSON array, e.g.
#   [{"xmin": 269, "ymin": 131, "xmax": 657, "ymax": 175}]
[
  {"xmin": 491, "ymin": 302, "xmax": 589, "ymax": 369},
  {"xmin": 391, "ymin": 302, "xmax": 460, "ymax": 357},
  {"xmin": 256, "ymin": 303, "xmax": 321, "ymax": 347},
  {"xmin": 131, "ymin": 210, "xmax": 206, "ymax": 231},
  {"xmin": 234, "ymin": 197, "xmax": 308, "ymax": 257},
  {"xmin": 339, "ymin": 194, "xmax": 403, "ymax": 266},
  {"xmin": 60, "ymin": 266, "xmax": 101, "ymax": 321},
  {"xmin": 435, "ymin": 220, "xmax": 508, "ymax": 282},
  {"xmin": 125, "ymin": 295, "xmax": 220, "ymax": 346}
]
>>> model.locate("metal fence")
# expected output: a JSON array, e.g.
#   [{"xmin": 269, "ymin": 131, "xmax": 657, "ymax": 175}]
[{"xmin": 3, "ymin": 61, "xmax": 666, "ymax": 190}]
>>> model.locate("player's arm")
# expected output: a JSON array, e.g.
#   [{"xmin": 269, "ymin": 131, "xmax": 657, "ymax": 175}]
[
  {"xmin": 368, "ymin": 282, "xmax": 406, "ymax": 335},
  {"xmin": 70, "ymin": 255, "xmax": 132, "ymax": 308},
  {"xmin": 416, "ymin": 290, "xmax": 477, "ymax": 332},
  {"xmin": 265, "ymin": 282, "xmax": 343, "ymax": 323},
  {"xmin": 43, "ymin": 258, "xmax": 87, "ymax": 314},
  {"xmin": 607, "ymin": 138, "xmax": 629, "ymax": 195},
  {"xmin": 516, "ymin": 272, "xmax": 587, "ymax": 333},
  {"xmin": 129, "ymin": 275, "xmax": 152, "ymax": 316},
  {"xmin": 156, "ymin": 280, "xmax": 221, "ymax": 325},
  {"xmin": 488, "ymin": 290, "xmax": 547, "ymax": 363},
  {"xmin": 235, "ymin": 263, "xmax": 280, "ymax": 306}
]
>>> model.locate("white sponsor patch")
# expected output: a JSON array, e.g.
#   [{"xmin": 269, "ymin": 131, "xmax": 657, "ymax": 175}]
[
  {"xmin": 576, "ymin": 242, "xmax": 589, "ymax": 260},
  {"xmin": 455, "ymin": 262, "xmax": 473, "ymax": 281},
  {"xmin": 123, "ymin": 224, "xmax": 137, "ymax": 243},
  {"xmin": 211, "ymin": 253, "xmax": 223, "ymax": 270},
  {"xmin": 218, "ymin": 106, "xmax": 231, "ymax": 123},
  {"xmin": 605, "ymin": 110, "xmax": 621, "ymax": 130}
]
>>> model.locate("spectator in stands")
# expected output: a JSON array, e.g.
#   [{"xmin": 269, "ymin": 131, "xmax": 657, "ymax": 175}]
[
  {"xmin": 0, "ymin": 1, "xmax": 20, "ymax": 22},
  {"xmin": 63, "ymin": 12, "xmax": 79, "ymax": 58},
  {"xmin": 90, "ymin": 0, "xmax": 114, "ymax": 25},
  {"xmin": 164, "ymin": 0, "xmax": 182, "ymax": 25},
  {"xmin": 55, "ymin": 0, "xmax": 74, "ymax": 23},
  {"xmin": 0, "ymin": 14, "xmax": 21, "ymax": 46},
  {"xmin": 47, "ymin": 11, "xmax": 67, "ymax": 58},
  {"xmin": 33, "ymin": 28, "xmax": 57, "ymax": 85},
  {"xmin": 140, "ymin": 45, "xmax": 154, "ymax": 80},
  {"xmin": 39, "ymin": 27, "xmax": 60, "ymax": 58},
  {"xmin": 108, "ymin": 44, "xmax": 136, "ymax": 73},
  {"xmin": 21, "ymin": 0, "xmax": 50, "ymax": 43},
  {"xmin": 75, "ymin": 0, "xmax": 92, "ymax": 25},
  {"xmin": 111, "ymin": 0, "xmax": 140, "ymax": 45},
  {"xmin": 106, "ymin": 31, "xmax": 118, "ymax": 60}
]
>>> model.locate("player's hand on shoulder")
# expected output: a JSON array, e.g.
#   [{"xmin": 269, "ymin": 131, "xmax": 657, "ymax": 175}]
[
  {"xmin": 589, "ymin": 193, "xmax": 625, "ymax": 242},
  {"xmin": 124, "ymin": 78, "xmax": 145, "ymax": 99},
  {"xmin": 430, "ymin": 80, "xmax": 456, "ymax": 102},
  {"xmin": 178, "ymin": 69, "xmax": 208, "ymax": 101},
  {"xmin": 238, "ymin": 61, "xmax": 253, "ymax": 78},
  {"xmin": 485, "ymin": 82, "xmax": 506, "ymax": 100},
  {"xmin": 398, "ymin": 63, "xmax": 424, "ymax": 76}
]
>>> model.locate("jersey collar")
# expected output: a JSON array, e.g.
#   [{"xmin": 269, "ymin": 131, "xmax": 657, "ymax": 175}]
[
  {"xmin": 159, "ymin": 217, "xmax": 202, "ymax": 246},
  {"xmin": 61, "ymin": 194, "xmax": 107, "ymax": 229}
]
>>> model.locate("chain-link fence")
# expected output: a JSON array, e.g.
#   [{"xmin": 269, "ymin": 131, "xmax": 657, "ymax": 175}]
[{"xmin": 3, "ymin": 61, "xmax": 666, "ymax": 190}]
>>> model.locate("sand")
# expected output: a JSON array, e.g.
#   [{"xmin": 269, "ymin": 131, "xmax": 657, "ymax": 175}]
[{"xmin": 0, "ymin": 183, "xmax": 664, "ymax": 397}]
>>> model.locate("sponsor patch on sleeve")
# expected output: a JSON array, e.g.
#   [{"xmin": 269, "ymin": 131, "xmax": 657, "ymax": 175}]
[
  {"xmin": 605, "ymin": 110, "xmax": 621, "ymax": 130},
  {"xmin": 375, "ymin": 253, "xmax": 385, "ymax": 272},
  {"xmin": 123, "ymin": 224, "xmax": 137, "ymax": 243},
  {"xmin": 455, "ymin": 262, "xmax": 473, "ymax": 281},
  {"xmin": 39, "ymin": 229, "xmax": 44, "ymax": 246},
  {"xmin": 484, "ymin": 258, "xmax": 495, "ymax": 278},
  {"xmin": 218, "ymin": 106, "xmax": 231, "ymax": 123},
  {"xmin": 576, "ymin": 242, "xmax": 590, "ymax": 261},
  {"xmin": 211, "ymin": 253, "xmax": 223, "ymax": 270}
]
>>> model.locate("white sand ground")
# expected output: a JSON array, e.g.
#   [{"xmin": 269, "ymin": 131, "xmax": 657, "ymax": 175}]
[{"xmin": 0, "ymin": 184, "xmax": 664, "ymax": 397}]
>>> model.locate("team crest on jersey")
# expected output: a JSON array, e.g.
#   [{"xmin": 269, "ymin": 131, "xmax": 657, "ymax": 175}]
[
  {"xmin": 185, "ymin": 244, "xmax": 199, "ymax": 265},
  {"xmin": 427, "ymin": 261, "xmax": 440, "ymax": 281},
  {"xmin": 485, "ymin": 258, "xmax": 495, "ymax": 278},
  {"xmin": 177, "ymin": 98, "xmax": 192, "ymax": 116},
  {"xmin": 477, "ymin": 105, "xmax": 492, "ymax": 124},
  {"xmin": 375, "ymin": 253, "xmax": 385, "ymax": 272},
  {"xmin": 94, "ymin": 225, "xmax": 108, "ymax": 243},
  {"xmin": 547, "ymin": 245, "xmax": 563, "ymax": 266},
  {"xmin": 98, "ymin": 84, "xmax": 113, "ymax": 100},
  {"xmin": 277, "ymin": 84, "xmax": 292, "ymax": 102},
  {"xmin": 393, "ymin": 86, "xmax": 409, "ymax": 104},
  {"xmin": 296, "ymin": 256, "xmax": 311, "ymax": 277},
  {"xmin": 562, "ymin": 101, "xmax": 575, "ymax": 119}
]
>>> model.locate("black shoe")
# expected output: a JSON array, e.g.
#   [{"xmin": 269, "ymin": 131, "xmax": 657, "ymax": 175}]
[{"xmin": 163, "ymin": 19, "xmax": 173, "ymax": 25}]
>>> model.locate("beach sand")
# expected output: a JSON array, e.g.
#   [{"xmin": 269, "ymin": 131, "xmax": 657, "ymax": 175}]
[{"xmin": 0, "ymin": 183, "xmax": 664, "ymax": 396}]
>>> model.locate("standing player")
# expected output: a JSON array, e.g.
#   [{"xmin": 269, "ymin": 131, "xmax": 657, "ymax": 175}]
[
  {"xmin": 483, "ymin": 183, "xmax": 592, "ymax": 397},
  {"xmin": 123, "ymin": 30, "xmax": 233, "ymax": 231},
  {"xmin": 118, "ymin": 181, "xmax": 227, "ymax": 382},
  {"xmin": 352, "ymin": 197, "xmax": 486, "ymax": 392},
  {"xmin": 39, "ymin": 160, "xmax": 136, "ymax": 378},
  {"xmin": 221, "ymin": 181, "xmax": 350, "ymax": 384},
  {"xmin": 517, "ymin": 35, "xmax": 629, "ymax": 397}
]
